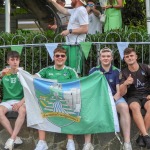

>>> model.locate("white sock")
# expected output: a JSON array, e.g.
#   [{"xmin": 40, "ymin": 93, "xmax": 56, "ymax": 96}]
[{"xmin": 68, "ymin": 139, "xmax": 74, "ymax": 143}]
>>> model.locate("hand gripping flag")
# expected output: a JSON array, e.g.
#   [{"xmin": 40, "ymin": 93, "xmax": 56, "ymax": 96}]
[{"xmin": 18, "ymin": 70, "xmax": 119, "ymax": 134}]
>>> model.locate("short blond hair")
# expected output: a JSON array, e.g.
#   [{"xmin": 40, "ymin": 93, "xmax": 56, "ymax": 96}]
[{"xmin": 99, "ymin": 47, "xmax": 113, "ymax": 56}]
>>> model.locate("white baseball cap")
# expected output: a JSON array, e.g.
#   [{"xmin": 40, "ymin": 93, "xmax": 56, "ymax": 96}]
[{"xmin": 80, "ymin": 0, "xmax": 87, "ymax": 5}]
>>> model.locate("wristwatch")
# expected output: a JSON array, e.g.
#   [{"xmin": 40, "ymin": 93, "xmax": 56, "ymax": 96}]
[{"xmin": 69, "ymin": 29, "xmax": 72, "ymax": 34}]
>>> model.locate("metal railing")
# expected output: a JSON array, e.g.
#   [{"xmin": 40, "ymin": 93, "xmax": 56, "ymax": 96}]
[{"xmin": 0, "ymin": 32, "xmax": 150, "ymax": 75}]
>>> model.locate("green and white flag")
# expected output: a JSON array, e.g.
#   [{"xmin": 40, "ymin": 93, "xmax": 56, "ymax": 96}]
[{"xmin": 18, "ymin": 69, "xmax": 119, "ymax": 134}]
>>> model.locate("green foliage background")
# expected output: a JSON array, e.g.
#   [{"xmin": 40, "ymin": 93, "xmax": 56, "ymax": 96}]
[{"xmin": 122, "ymin": 0, "xmax": 146, "ymax": 28}]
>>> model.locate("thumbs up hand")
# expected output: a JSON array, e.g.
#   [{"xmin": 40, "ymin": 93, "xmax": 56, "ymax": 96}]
[{"xmin": 123, "ymin": 74, "xmax": 134, "ymax": 86}]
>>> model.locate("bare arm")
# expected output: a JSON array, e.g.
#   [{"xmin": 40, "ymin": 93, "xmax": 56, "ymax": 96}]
[
  {"xmin": 70, "ymin": 25, "xmax": 88, "ymax": 34},
  {"xmin": 91, "ymin": 7, "xmax": 100, "ymax": 17},
  {"xmin": 116, "ymin": 0, "xmax": 123, "ymax": 8},
  {"xmin": 114, "ymin": 84, "xmax": 121, "ymax": 101},
  {"xmin": 19, "ymin": 98, "xmax": 25, "ymax": 105},
  {"xmin": 0, "ymin": 68, "xmax": 11, "ymax": 77},
  {"xmin": 120, "ymin": 74, "xmax": 133, "ymax": 96},
  {"xmin": 33, "ymin": 74, "xmax": 40, "ymax": 77},
  {"xmin": 47, "ymin": 0, "xmax": 69, "ymax": 15},
  {"xmin": 120, "ymin": 82, "xmax": 128, "ymax": 96},
  {"xmin": 86, "ymin": 6, "xmax": 100, "ymax": 17},
  {"xmin": 61, "ymin": 24, "xmax": 88, "ymax": 36},
  {"xmin": 102, "ymin": 0, "xmax": 123, "ymax": 9},
  {"xmin": 12, "ymin": 98, "xmax": 25, "ymax": 111}
]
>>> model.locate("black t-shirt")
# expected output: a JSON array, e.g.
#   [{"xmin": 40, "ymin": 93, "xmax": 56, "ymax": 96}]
[{"xmin": 120, "ymin": 63, "xmax": 150, "ymax": 98}]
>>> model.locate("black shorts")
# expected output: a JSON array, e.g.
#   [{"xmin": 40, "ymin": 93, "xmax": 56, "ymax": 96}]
[{"xmin": 126, "ymin": 95, "xmax": 148, "ymax": 108}]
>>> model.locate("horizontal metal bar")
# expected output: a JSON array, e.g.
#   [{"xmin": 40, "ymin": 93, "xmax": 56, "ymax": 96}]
[{"xmin": 0, "ymin": 42, "xmax": 150, "ymax": 48}]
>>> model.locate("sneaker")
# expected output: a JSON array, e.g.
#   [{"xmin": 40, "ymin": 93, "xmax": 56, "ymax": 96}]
[
  {"xmin": 34, "ymin": 140, "xmax": 48, "ymax": 150},
  {"xmin": 14, "ymin": 136, "xmax": 23, "ymax": 145},
  {"xmin": 4, "ymin": 138, "xmax": 14, "ymax": 150},
  {"xmin": 123, "ymin": 142, "xmax": 132, "ymax": 150},
  {"xmin": 66, "ymin": 139, "xmax": 75, "ymax": 150},
  {"xmin": 82, "ymin": 143, "xmax": 94, "ymax": 150},
  {"xmin": 143, "ymin": 135, "xmax": 150, "ymax": 149},
  {"xmin": 136, "ymin": 135, "xmax": 145, "ymax": 147}
]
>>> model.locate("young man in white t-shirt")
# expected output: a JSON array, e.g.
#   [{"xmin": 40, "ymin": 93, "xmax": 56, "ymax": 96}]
[{"xmin": 48, "ymin": 0, "xmax": 89, "ymax": 74}]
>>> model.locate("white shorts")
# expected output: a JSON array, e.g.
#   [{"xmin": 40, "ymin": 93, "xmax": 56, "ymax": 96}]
[{"xmin": 0, "ymin": 100, "xmax": 20, "ymax": 111}]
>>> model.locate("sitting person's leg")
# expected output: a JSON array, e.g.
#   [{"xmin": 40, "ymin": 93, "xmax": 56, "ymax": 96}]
[
  {"xmin": 116, "ymin": 97, "xmax": 132, "ymax": 150},
  {"xmin": 0, "ymin": 100, "xmax": 25, "ymax": 149},
  {"xmin": 144, "ymin": 100, "xmax": 150, "ymax": 132},
  {"xmin": 11, "ymin": 104, "xmax": 26, "ymax": 139},
  {"xmin": 67, "ymin": 134, "xmax": 75, "ymax": 150},
  {"xmin": 0, "ymin": 105, "xmax": 13, "ymax": 135},
  {"xmin": 142, "ymin": 100, "xmax": 150, "ymax": 149},
  {"xmin": 129, "ymin": 98, "xmax": 150, "ymax": 148},
  {"xmin": 38, "ymin": 130, "xmax": 46, "ymax": 140},
  {"xmin": 35, "ymin": 130, "xmax": 48, "ymax": 150},
  {"xmin": 67, "ymin": 134, "xmax": 94, "ymax": 150},
  {"xmin": 83, "ymin": 134, "xmax": 94, "ymax": 150},
  {"xmin": 129, "ymin": 102, "xmax": 147, "ymax": 135}
]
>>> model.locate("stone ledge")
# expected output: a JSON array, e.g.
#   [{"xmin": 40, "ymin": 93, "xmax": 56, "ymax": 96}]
[{"xmin": 0, "ymin": 119, "xmax": 148, "ymax": 150}]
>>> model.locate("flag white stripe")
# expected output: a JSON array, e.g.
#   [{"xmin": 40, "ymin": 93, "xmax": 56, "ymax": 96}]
[
  {"xmin": 18, "ymin": 69, "xmax": 61, "ymax": 132},
  {"xmin": 107, "ymin": 82, "xmax": 120, "ymax": 132}
]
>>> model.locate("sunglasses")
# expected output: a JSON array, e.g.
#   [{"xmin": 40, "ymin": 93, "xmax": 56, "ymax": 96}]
[{"xmin": 55, "ymin": 54, "xmax": 66, "ymax": 58}]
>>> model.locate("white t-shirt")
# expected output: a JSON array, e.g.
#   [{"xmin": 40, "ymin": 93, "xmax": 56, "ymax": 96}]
[
  {"xmin": 66, "ymin": 6, "xmax": 88, "ymax": 43},
  {"xmin": 88, "ymin": 12, "xmax": 102, "ymax": 34}
]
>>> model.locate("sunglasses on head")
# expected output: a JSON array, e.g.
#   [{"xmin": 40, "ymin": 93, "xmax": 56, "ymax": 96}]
[{"xmin": 55, "ymin": 54, "xmax": 66, "ymax": 58}]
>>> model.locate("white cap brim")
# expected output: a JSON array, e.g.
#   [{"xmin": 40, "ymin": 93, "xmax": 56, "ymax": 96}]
[{"xmin": 80, "ymin": 0, "xmax": 86, "ymax": 5}]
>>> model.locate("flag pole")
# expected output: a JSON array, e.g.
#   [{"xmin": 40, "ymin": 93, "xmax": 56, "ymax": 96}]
[
  {"xmin": 5, "ymin": 0, "xmax": 11, "ymax": 33},
  {"xmin": 146, "ymin": 0, "xmax": 150, "ymax": 35}
]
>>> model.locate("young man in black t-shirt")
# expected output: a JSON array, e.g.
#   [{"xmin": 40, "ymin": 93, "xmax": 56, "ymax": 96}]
[{"xmin": 120, "ymin": 48, "xmax": 150, "ymax": 149}]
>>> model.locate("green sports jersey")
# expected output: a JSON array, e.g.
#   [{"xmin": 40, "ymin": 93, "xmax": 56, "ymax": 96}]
[
  {"xmin": 1, "ymin": 74, "xmax": 24, "ymax": 102},
  {"xmin": 37, "ymin": 65, "xmax": 78, "ymax": 82}
]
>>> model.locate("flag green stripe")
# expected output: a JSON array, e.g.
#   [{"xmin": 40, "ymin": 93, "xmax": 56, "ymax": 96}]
[{"xmin": 61, "ymin": 72, "xmax": 115, "ymax": 134}]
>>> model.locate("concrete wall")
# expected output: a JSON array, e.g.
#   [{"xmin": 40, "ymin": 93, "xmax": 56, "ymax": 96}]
[{"xmin": 0, "ymin": 118, "xmax": 148, "ymax": 150}]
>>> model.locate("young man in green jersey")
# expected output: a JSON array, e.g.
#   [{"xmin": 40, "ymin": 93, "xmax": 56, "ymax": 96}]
[
  {"xmin": 0, "ymin": 51, "xmax": 26, "ymax": 150},
  {"xmin": 34, "ymin": 47, "xmax": 93, "ymax": 150}
]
